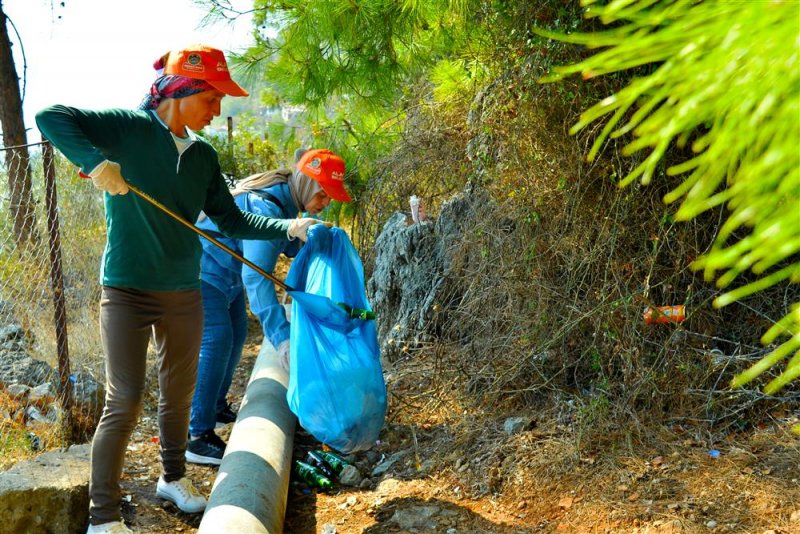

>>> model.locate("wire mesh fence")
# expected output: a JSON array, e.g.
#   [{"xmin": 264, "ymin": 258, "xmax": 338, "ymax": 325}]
[{"xmin": 1, "ymin": 141, "xmax": 106, "ymax": 466}]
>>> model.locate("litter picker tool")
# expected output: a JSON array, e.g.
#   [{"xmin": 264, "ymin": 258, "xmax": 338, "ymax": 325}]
[
  {"xmin": 126, "ymin": 181, "xmax": 293, "ymax": 292},
  {"xmin": 125, "ymin": 182, "xmax": 374, "ymax": 320}
]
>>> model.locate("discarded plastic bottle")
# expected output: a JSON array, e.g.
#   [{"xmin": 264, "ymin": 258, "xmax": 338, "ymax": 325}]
[
  {"xmin": 313, "ymin": 450, "xmax": 350, "ymax": 476},
  {"xmin": 409, "ymin": 195, "xmax": 421, "ymax": 224},
  {"xmin": 294, "ymin": 460, "xmax": 333, "ymax": 490},
  {"xmin": 305, "ymin": 450, "xmax": 336, "ymax": 479},
  {"xmin": 643, "ymin": 305, "xmax": 686, "ymax": 325},
  {"xmin": 337, "ymin": 302, "xmax": 376, "ymax": 321}
]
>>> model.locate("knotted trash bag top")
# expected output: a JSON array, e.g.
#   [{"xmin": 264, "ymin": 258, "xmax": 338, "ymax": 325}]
[{"xmin": 285, "ymin": 225, "xmax": 386, "ymax": 453}]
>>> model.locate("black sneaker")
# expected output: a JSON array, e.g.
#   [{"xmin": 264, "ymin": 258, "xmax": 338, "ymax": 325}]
[
  {"xmin": 215, "ymin": 403, "xmax": 237, "ymax": 428},
  {"xmin": 185, "ymin": 430, "xmax": 226, "ymax": 465}
]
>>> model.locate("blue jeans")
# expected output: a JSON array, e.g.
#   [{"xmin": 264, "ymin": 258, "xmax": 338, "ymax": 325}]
[{"xmin": 189, "ymin": 281, "xmax": 247, "ymax": 436}]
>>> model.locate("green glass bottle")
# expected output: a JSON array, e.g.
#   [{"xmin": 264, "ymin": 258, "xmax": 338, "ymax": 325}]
[
  {"xmin": 294, "ymin": 460, "xmax": 333, "ymax": 490},
  {"xmin": 337, "ymin": 303, "xmax": 376, "ymax": 321},
  {"xmin": 305, "ymin": 450, "xmax": 336, "ymax": 479},
  {"xmin": 314, "ymin": 450, "xmax": 350, "ymax": 475}
]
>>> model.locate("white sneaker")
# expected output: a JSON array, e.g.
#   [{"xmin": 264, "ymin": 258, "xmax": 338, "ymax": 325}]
[
  {"xmin": 86, "ymin": 520, "xmax": 133, "ymax": 534},
  {"xmin": 155, "ymin": 476, "xmax": 207, "ymax": 513}
]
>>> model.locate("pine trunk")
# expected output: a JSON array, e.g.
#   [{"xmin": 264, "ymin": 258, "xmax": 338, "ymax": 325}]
[{"xmin": 0, "ymin": 1, "xmax": 38, "ymax": 246}]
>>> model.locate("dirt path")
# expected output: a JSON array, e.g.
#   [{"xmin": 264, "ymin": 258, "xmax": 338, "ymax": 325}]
[
  {"xmin": 115, "ymin": 331, "xmax": 540, "ymax": 534},
  {"xmin": 114, "ymin": 321, "xmax": 799, "ymax": 534}
]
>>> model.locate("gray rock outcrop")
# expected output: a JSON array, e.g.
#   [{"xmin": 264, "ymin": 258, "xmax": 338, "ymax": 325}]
[
  {"xmin": 0, "ymin": 350, "xmax": 56, "ymax": 388},
  {"xmin": 367, "ymin": 184, "xmax": 494, "ymax": 362}
]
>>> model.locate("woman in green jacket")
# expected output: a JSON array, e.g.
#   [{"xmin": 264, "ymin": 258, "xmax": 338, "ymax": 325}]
[{"xmin": 36, "ymin": 44, "xmax": 319, "ymax": 534}]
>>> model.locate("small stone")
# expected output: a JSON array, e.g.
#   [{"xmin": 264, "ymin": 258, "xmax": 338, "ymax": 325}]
[
  {"xmin": 25, "ymin": 405, "xmax": 52, "ymax": 423},
  {"xmin": 0, "ymin": 324, "xmax": 24, "ymax": 342},
  {"xmin": 6, "ymin": 383, "xmax": 30, "ymax": 398},
  {"xmin": 558, "ymin": 496, "xmax": 574, "ymax": 509},
  {"xmin": 338, "ymin": 464, "xmax": 363, "ymax": 486},
  {"xmin": 503, "ymin": 417, "xmax": 528, "ymax": 435},
  {"xmin": 391, "ymin": 506, "xmax": 440, "ymax": 530},
  {"xmin": 706, "ymin": 520, "xmax": 717, "ymax": 529},
  {"xmin": 371, "ymin": 452, "xmax": 404, "ymax": 477},
  {"xmin": 29, "ymin": 382, "xmax": 55, "ymax": 401}
]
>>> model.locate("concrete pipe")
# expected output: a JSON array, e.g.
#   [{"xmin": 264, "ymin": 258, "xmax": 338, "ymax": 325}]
[{"xmin": 198, "ymin": 342, "xmax": 296, "ymax": 533}]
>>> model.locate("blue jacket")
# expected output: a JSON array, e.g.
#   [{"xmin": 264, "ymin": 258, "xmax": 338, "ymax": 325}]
[{"xmin": 197, "ymin": 182, "xmax": 301, "ymax": 347}]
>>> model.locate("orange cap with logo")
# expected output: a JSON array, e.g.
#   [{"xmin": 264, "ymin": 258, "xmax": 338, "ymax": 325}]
[
  {"xmin": 162, "ymin": 44, "xmax": 249, "ymax": 97},
  {"xmin": 296, "ymin": 149, "xmax": 352, "ymax": 202}
]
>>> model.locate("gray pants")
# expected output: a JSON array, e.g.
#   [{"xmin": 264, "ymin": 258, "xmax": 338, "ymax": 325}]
[{"xmin": 89, "ymin": 286, "xmax": 202, "ymax": 524}]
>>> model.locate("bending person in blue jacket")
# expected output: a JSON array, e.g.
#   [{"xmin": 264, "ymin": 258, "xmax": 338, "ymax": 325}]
[{"xmin": 186, "ymin": 148, "xmax": 352, "ymax": 465}]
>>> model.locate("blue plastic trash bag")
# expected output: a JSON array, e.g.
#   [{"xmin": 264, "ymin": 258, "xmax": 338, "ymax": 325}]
[{"xmin": 285, "ymin": 225, "xmax": 386, "ymax": 453}]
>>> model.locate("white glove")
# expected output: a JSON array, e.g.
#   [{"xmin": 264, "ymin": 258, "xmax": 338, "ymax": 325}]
[
  {"xmin": 276, "ymin": 339, "xmax": 290, "ymax": 371},
  {"xmin": 88, "ymin": 160, "xmax": 129, "ymax": 195},
  {"xmin": 287, "ymin": 218, "xmax": 332, "ymax": 242}
]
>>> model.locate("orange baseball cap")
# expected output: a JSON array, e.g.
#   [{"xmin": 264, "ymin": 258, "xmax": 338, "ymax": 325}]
[
  {"xmin": 161, "ymin": 44, "xmax": 248, "ymax": 97},
  {"xmin": 296, "ymin": 149, "xmax": 351, "ymax": 202}
]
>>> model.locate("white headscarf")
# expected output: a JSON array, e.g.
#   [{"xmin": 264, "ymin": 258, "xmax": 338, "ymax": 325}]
[
  {"xmin": 196, "ymin": 149, "xmax": 322, "ymax": 224},
  {"xmin": 197, "ymin": 149, "xmax": 321, "ymax": 224},
  {"xmin": 230, "ymin": 148, "xmax": 321, "ymax": 211}
]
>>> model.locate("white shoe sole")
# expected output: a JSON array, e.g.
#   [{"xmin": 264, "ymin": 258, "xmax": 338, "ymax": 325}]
[
  {"xmin": 155, "ymin": 487, "xmax": 207, "ymax": 513},
  {"xmin": 185, "ymin": 451, "xmax": 223, "ymax": 466}
]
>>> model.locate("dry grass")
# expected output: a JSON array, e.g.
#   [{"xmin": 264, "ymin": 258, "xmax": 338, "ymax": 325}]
[{"xmin": 381, "ymin": 370, "xmax": 799, "ymax": 531}]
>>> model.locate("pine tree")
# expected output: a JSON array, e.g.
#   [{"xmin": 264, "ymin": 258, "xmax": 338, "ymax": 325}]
[{"xmin": 0, "ymin": 0, "xmax": 37, "ymax": 246}]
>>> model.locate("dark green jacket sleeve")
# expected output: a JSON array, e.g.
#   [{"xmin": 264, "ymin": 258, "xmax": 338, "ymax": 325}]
[{"xmin": 35, "ymin": 105, "xmax": 134, "ymax": 173}]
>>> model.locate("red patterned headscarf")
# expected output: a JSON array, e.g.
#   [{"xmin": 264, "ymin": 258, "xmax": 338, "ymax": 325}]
[
  {"xmin": 138, "ymin": 75, "xmax": 215, "ymax": 110},
  {"xmin": 138, "ymin": 54, "xmax": 215, "ymax": 110}
]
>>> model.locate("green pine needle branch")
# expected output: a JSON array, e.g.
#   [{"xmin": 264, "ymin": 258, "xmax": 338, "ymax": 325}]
[{"xmin": 537, "ymin": 0, "xmax": 800, "ymax": 403}]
